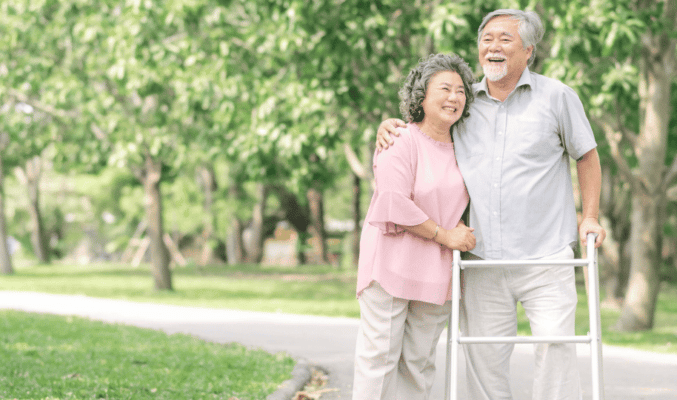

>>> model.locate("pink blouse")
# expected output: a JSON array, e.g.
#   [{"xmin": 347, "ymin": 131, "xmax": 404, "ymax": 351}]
[{"xmin": 356, "ymin": 123, "xmax": 469, "ymax": 305}]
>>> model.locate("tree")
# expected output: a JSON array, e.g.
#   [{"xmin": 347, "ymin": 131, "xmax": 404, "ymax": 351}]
[
  {"xmin": 0, "ymin": 133, "xmax": 13, "ymax": 274},
  {"xmin": 1, "ymin": 0, "xmax": 243, "ymax": 288},
  {"xmin": 14, "ymin": 156, "xmax": 50, "ymax": 263},
  {"xmin": 0, "ymin": 1, "xmax": 90, "ymax": 265},
  {"xmin": 92, "ymin": 0, "xmax": 246, "ymax": 288},
  {"xmin": 224, "ymin": 1, "xmax": 345, "ymax": 264},
  {"xmin": 245, "ymin": 0, "xmax": 444, "ymax": 265},
  {"xmin": 543, "ymin": 0, "xmax": 677, "ymax": 331}
]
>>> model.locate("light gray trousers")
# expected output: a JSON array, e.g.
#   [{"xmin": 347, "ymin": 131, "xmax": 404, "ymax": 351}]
[
  {"xmin": 352, "ymin": 282, "xmax": 450, "ymax": 400},
  {"xmin": 460, "ymin": 246, "xmax": 582, "ymax": 400}
]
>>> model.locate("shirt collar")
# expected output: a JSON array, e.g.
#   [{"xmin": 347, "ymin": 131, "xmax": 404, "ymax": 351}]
[{"xmin": 475, "ymin": 67, "xmax": 533, "ymax": 97}]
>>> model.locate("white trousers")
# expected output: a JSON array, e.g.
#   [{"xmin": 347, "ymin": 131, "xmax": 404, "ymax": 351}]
[
  {"xmin": 460, "ymin": 246, "xmax": 582, "ymax": 400},
  {"xmin": 352, "ymin": 282, "xmax": 450, "ymax": 400}
]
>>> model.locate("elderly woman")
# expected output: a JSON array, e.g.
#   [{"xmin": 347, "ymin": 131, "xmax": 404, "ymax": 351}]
[{"xmin": 352, "ymin": 53, "xmax": 476, "ymax": 400}]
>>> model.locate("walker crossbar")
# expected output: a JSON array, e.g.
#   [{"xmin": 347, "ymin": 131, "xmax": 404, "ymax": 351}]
[
  {"xmin": 459, "ymin": 335, "xmax": 591, "ymax": 344},
  {"xmin": 444, "ymin": 233, "xmax": 604, "ymax": 400},
  {"xmin": 460, "ymin": 259, "xmax": 588, "ymax": 267}
]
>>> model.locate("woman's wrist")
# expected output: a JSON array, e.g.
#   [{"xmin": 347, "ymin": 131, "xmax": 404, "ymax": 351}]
[{"xmin": 433, "ymin": 226, "xmax": 446, "ymax": 246}]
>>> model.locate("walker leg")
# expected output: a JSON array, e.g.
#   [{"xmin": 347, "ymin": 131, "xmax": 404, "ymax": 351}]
[
  {"xmin": 445, "ymin": 312, "xmax": 452, "ymax": 400},
  {"xmin": 447, "ymin": 250, "xmax": 462, "ymax": 400},
  {"xmin": 586, "ymin": 233, "xmax": 605, "ymax": 400}
]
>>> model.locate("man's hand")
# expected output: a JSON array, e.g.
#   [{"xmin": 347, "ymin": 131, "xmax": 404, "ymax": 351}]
[
  {"xmin": 376, "ymin": 118, "xmax": 406, "ymax": 151},
  {"xmin": 579, "ymin": 217, "xmax": 606, "ymax": 248},
  {"xmin": 438, "ymin": 220, "xmax": 476, "ymax": 252}
]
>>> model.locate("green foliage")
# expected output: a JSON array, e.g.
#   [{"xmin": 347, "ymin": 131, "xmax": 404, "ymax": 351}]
[
  {"xmin": 0, "ymin": 0, "xmax": 104, "ymax": 172},
  {"xmin": 0, "ymin": 310, "xmax": 294, "ymax": 399},
  {"xmin": 1, "ymin": 0, "xmax": 675, "ymax": 279},
  {"xmin": 431, "ymin": 0, "xmax": 503, "ymax": 68},
  {"xmin": 543, "ymin": 0, "xmax": 646, "ymax": 116},
  {"xmin": 541, "ymin": 0, "xmax": 677, "ymax": 175}
]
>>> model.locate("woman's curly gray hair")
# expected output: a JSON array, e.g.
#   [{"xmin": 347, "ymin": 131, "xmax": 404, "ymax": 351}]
[{"xmin": 399, "ymin": 53, "xmax": 474, "ymax": 127}]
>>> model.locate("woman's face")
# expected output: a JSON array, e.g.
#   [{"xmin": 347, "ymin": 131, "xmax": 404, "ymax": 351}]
[{"xmin": 420, "ymin": 71, "xmax": 466, "ymax": 127}]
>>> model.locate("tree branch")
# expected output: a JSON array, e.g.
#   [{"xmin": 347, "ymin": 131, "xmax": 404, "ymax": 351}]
[
  {"xmin": 8, "ymin": 87, "xmax": 114, "ymax": 141},
  {"xmin": 668, "ymin": 185, "xmax": 677, "ymax": 202},
  {"xmin": 6, "ymin": 88, "xmax": 78, "ymax": 121},
  {"xmin": 90, "ymin": 123, "xmax": 108, "ymax": 141},
  {"xmin": 661, "ymin": 154, "xmax": 677, "ymax": 195},
  {"xmin": 343, "ymin": 142, "xmax": 369, "ymax": 180},
  {"xmin": 591, "ymin": 114, "xmax": 646, "ymax": 194},
  {"xmin": 614, "ymin": 99, "xmax": 638, "ymax": 147}
]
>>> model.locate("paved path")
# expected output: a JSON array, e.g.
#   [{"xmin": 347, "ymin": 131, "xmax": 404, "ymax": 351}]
[{"xmin": 1, "ymin": 291, "xmax": 677, "ymax": 399}]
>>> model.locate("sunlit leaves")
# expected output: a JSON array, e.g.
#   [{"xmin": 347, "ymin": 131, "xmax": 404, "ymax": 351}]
[{"xmin": 542, "ymin": 0, "xmax": 648, "ymax": 133}]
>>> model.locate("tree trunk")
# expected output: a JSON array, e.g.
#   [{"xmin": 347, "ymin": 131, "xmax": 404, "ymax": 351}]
[
  {"xmin": 225, "ymin": 182, "xmax": 245, "ymax": 265},
  {"xmin": 599, "ymin": 234, "xmax": 631, "ymax": 305},
  {"xmin": 352, "ymin": 173, "xmax": 361, "ymax": 269},
  {"xmin": 598, "ymin": 165, "xmax": 631, "ymax": 305},
  {"xmin": 244, "ymin": 183, "xmax": 267, "ymax": 263},
  {"xmin": 141, "ymin": 154, "xmax": 172, "ymax": 291},
  {"xmin": 616, "ymin": 193, "xmax": 665, "ymax": 330},
  {"xmin": 0, "ymin": 150, "xmax": 13, "ymax": 275},
  {"xmin": 307, "ymin": 187, "xmax": 328, "ymax": 264},
  {"xmin": 197, "ymin": 164, "xmax": 217, "ymax": 265},
  {"xmin": 16, "ymin": 157, "xmax": 50, "ymax": 263},
  {"xmin": 272, "ymin": 185, "xmax": 311, "ymax": 265},
  {"xmin": 226, "ymin": 217, "xmax": 245, "ymax": 265},
  {"xmin": 296, "ymin": 232, "xmax": 308, "ymax": 265},
  {"xmin": 615, "ymin": 25, "xmax": 674, "ymax": 331}
]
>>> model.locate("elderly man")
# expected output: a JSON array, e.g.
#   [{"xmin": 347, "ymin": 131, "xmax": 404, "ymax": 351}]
[{"xmin": 376, "ymin": 9, "xmax": 606, "ymax": 400}]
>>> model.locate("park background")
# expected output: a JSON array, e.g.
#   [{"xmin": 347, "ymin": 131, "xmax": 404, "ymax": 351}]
[{"xmin": 0, "ymin": 0, "xmax": 676, "ymax": 398}]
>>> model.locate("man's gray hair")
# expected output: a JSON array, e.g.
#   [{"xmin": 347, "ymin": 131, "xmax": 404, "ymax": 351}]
[
  {"xmin": 477, "ymin": 9, "xmax": 545, "ymax": 66},
  {"xmin": 399, "ymin": 53, "xmax": 474, "ymax": 126}
]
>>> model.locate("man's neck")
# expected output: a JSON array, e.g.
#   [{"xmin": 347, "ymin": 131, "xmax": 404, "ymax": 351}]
[{"xmin": 486, "ymin": 68, "xmax": 526, "ymax": 102}]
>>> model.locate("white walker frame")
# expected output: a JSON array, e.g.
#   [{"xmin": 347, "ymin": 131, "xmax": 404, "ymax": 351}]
[{"xmin": 445, "ymin": 233, "xmax": 604, "ymax": 400}]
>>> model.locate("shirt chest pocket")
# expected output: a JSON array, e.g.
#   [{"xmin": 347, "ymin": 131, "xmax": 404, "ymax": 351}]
[{"xmin": 510, "ymin": 119, "xmax": 562, "ymax": 158}]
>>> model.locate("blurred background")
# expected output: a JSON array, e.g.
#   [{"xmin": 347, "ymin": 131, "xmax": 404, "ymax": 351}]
[{"xmin": 0, "ymin": 0, "xmax": 675, "ymax": 334}]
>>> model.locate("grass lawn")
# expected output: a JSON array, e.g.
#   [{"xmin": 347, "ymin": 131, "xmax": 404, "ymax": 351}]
[
  {"xmin": 1, "ymin": 261, "xmax": 361, "ymax": 318},
  {"xmin": 0, "ymin": 309, "xmax": 294, "ymax": 400},
  {"xmin": 1, "ymin": 260, "xmax": 676, "ymax": 356}
]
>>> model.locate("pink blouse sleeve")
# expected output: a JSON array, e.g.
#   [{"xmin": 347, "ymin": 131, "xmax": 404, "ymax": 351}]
[{"xmin": 367, "ymin": 128, "xmax": 428, "ymax": 234}]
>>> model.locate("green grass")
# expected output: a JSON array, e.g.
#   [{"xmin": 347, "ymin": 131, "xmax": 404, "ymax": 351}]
[
  {"xmin": 593, "ymin": 285, "xmax": 677, "ymax": 353},
  {"xmin": 2, "ymin": 261, "xmax": 677, "ymax": 355},
  {"xmin": 0, "ymin": 309, "xmax": 294, "ymax": 400},
  {"xmin": 1, "ymin": 261, "xmax": 361, "ymax": 318},
  {"xmin": 516, "ymin": 282, "xmax": 677, "ymax": 354}
]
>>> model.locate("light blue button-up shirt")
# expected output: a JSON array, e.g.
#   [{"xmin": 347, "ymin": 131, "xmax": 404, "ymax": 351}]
[{"xmin": 454, "ymin": 68, "xmax": 597, "ymax": 260}]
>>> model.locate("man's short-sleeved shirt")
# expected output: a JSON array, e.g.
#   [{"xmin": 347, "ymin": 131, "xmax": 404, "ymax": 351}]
[{"xmin": 454, "ymin": 68, "xmax": 597, "ymax": 260}]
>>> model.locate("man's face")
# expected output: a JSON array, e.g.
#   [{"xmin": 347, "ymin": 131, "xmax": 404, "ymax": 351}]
[{"xmin": 478, "ymin": 15, "xmax": 532, "ymax": 83}]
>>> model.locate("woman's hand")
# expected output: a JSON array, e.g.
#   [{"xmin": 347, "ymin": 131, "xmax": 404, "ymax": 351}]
[
  {"xmin": 436, "ymin": 221, "xmax": 476, "ymax": 252},
  {"xmin": 376, "ymin": 118, "xmax": 407, "ymax": 151}
]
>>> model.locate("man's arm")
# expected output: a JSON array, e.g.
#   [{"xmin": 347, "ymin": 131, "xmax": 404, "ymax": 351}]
[
  {"xmin": 376, "ymin": 118, "xmax": 407, "ymax": 150},
  {"xmin": 577, "ymin": 148, "xmax": 606, "ymax": 248}
]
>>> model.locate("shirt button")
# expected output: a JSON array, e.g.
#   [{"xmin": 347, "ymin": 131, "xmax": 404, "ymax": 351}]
[
  {"xmin": 496, "ymin": 157, "xmax": 501, "ymax": 161},
  {"xmin": 493, "ymin": 211, "xmax": 498, "ymax": 216},
  {"xmin": 493, "ymin": 183, "xmax": 498, "ymax": 188},
  {"xmin": 498, "ymin": 131, "xmax": 503, "ymax": 135}
]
